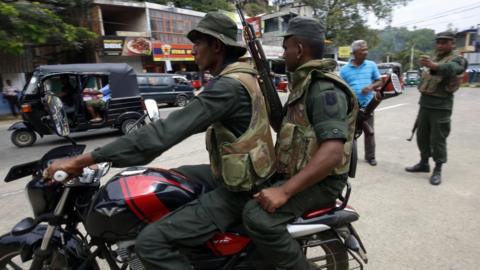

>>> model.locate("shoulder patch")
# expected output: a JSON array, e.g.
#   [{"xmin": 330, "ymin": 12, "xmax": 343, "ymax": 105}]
[{"xmin": 325, "ymin": 92, "xmax": 337, "ymax": 105}]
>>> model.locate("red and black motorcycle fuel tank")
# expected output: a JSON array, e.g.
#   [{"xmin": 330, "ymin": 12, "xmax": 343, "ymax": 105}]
[{"xmin": 84, "ymin": 167, "xmax": 203, "ymax": 241}]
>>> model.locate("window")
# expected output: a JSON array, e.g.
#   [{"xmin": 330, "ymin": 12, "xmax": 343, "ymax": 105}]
[
  {"xmin": 150, "ymin": 10, "xmax": 202, "ymax": 44},
  {"xmin": 264, "ymin": 18, "xmax": 279, "ymax": 33}
]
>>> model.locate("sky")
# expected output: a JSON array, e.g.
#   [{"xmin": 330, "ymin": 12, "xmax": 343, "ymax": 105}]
[{"xmin": 367, "ymin": 0, "xmax": 480, "ymax": 33}]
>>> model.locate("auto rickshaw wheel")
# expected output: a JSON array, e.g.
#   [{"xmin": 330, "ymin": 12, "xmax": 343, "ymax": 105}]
[
  {"xmin": 11, "ymin": 129, "xmax": 37, "ymax": 147},
  {"xmin": 120, "ymin": 118, "xmax": 139, "ymax": 134},
  {"xmin": 175, "ymin": 95, "xmax": 188, "ymax": 107}
]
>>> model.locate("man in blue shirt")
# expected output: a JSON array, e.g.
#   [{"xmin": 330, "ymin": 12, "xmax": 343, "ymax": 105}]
[{"xmin": 340, "ymin": 40, "xmax": 382, "ymax": 166}]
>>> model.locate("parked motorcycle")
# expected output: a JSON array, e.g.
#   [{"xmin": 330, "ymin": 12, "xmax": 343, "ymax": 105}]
[{"xmin": 0, "ymin": 95, "xmax": 367, "ymax": 270}]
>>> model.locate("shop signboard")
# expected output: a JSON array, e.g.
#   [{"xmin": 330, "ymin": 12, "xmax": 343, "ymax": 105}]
[
  {"xmin": 102, "ymin": 37, "xmax": 152, "ymax": 56},
  {"xmin": 153, "ymin": 42, "xmax": 194, "ymax": 61},
  {"xmin": 338, "ymin": 46, "xmax": 351, "ymax": 59},
  {"xmin": 103, "ymin": 37, "xmax": 124, "ymax": 56},
  {"xmin": 246, "ymin": 16, "xmax": 262, "ymax": 38}
]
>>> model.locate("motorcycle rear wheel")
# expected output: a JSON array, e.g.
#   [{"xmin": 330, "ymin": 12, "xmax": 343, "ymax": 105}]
[{"xmin": 303, "ymin": 230, "xmax": 349, "ymax": 270}]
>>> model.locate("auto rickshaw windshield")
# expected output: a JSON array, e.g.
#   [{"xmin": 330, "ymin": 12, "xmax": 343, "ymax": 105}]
[{"xmin": 24, "ymin": 76, "xmax": 39, "ymax": 95}]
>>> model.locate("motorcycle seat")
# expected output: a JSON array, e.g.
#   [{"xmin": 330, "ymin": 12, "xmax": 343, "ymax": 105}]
[{"xmin": 293, "ymin": 204, "xmax": 359, "ymax": 227}]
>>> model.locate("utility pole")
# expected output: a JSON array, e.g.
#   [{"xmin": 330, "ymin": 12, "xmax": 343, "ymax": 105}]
[{"xmin": 409, "ymin": 43, "xmax": 415, "ymax": 71}]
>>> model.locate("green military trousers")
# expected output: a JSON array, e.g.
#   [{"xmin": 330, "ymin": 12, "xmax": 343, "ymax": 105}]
[
  {"xmin": 242, "ymin": 177, "xmax": 346, "ymax": 269},
  {"xmin": 135, "ymin": 164, "xmax": 250, "ymax": 270},
  {"xmin": 416, "ymin": 107, "xmax": 452, "ymax": 164}
]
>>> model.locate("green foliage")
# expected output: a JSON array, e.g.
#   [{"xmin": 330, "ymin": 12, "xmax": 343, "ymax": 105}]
[
  {"xmin": 369, "ymin": 27, "xmax": 436, "ymax": 69},
  {"xmin": 299, "ymin": 0, "xmax": 411, "ymax": 47},
  {"xmin": 243, "ymin": 3, "xmax": 272, "ymax": 17},
  {"xmin": 0, "ymin": 1, "xmax": 97, "ymax": 55}
]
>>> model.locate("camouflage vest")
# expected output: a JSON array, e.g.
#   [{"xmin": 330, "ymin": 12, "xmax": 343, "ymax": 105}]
[
  {"xmin": 418, "ymin": 52, "xmax": 464, "ymax": 97},
  {"xmin": 276, "ymin": 60, "xmax": 358, "ymax": 178},
  {"xmin": 206, "ymin": 63, "xmax": 276, "ymax": 192}
]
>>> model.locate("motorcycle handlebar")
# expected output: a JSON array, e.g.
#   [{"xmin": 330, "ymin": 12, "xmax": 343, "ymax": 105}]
[{"xmin": 53, "ymin": 170, "xmax": 68, "ymax": 182}]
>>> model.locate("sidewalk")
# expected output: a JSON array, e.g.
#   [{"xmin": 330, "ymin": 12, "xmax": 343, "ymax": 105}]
[{"xmin": 0, "ymin": 114, "xmax": 21, "ymax": 129}]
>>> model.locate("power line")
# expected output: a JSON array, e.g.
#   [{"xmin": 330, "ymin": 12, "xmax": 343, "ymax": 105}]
[
  {"xmin": 411, "ymin": 12, "xmax": 480, "ymax": 29},
  {"xmin": 396, "ymin": 3, "xmax": 480, "ymax": 27}
]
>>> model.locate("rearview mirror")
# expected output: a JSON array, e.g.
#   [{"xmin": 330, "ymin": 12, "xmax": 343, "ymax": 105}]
[
  {"xmin": 45, "ymin": 94, "xmax": 70, "ymax": 137},
  {"xmin": 144, "ymin": 99, "xmax": 160, "ymax": 122}
]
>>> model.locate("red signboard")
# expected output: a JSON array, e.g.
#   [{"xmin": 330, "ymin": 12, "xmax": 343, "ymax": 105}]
[
  {"xmin": 246, "ymin": 16, "xmax": 262, "ymax": 38},
  {"xmin": 153, "ymin": 42, "xmax": 194, "ymax": 61}
]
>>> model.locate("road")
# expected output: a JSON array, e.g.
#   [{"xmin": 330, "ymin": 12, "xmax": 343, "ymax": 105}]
[{"xmin": 0, "ymin": 88, "xmax": 479, "ymax": 269}]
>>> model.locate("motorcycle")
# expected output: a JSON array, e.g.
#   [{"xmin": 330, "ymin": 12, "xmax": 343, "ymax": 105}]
[{"xmin": 0, "ymin": 95, "xmax": 368, "ymax": 270}]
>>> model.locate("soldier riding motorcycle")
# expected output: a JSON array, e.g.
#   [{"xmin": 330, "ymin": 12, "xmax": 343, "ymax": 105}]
[{"xmin": 0, "ymin": 95, "xmax": 367, "ymax": 270}]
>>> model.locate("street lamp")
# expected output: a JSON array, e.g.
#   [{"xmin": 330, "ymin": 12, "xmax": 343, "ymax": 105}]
[{"xmin": 409, "ymin": 43, "xmax": 415, "ymax": 71}]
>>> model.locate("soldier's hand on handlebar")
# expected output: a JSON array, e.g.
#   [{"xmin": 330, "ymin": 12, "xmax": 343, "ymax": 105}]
[{"xmin": 45, "ymin": 157, "xmax": 84, "ymax": 181}]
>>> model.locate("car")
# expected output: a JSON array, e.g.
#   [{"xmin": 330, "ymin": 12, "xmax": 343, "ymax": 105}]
[
  {"xmin": 176, "ymin": 71, "xmax": 203, "ymax": 90},
  {"xmin": 405, "ymin": 70, "xmax": 421, "ymax": 86},
  {"xmin": 137, "ymin": 73, "xmax": 195, "ymax": 107},
  {"xmin": 274, "ymin": 74, "xmax": 289, "ymax": 92}
]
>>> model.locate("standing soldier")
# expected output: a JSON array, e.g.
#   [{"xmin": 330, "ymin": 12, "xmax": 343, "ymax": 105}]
[
  {"xmin": 242, "ymin": 17, "xmax": 358, "ymax": 270},
  {"xmin": 47, "ymin": 12, "xmax": 276, "ymax": 269},
  {"xmin": 406, "ymin": 31, "xmax": 467, "ymax": 185}
]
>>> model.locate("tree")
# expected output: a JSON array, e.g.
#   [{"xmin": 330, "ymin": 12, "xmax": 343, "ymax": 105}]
[
  {"xmin": 368, "ymin": 27, "xmax": 435, "ymax": 69},
  {"xmin": 0, "ymin": 1, "xmax": 97, "ymax": 55},
  {"xmin": 299, "ymin": 0, "xmax": 412, "ymax": 47}
]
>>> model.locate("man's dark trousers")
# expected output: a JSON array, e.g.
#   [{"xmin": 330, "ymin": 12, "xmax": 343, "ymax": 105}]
[
  {"xmin": 135, "ymin": 164, "xmax": 250, "ymax": 270},
  {"xmin": 5, "ymin": 95, "xmax": 19, "ymax": 116},
  {"xmin": 416, "ymin": 107, "xmax": 452, "ymax": 163},
  {"xmin": 362, "ymin": 113, "xmax": 375, "ymax": 161},
  {"xmin": 242, "ymin": 178, "xmax": 346, "ymax": 269}
]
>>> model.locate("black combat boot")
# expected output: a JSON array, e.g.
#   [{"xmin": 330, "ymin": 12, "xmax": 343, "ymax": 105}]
[
  {"xmin": 429, "ymin": 163, "xmax": 442, "ymax": 185},
  {"xmin": 405, "ymin": 159, "xmax": 430, "ymax": 173}
]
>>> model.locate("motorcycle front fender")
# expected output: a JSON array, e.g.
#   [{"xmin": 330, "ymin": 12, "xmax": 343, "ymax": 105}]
[{"xmin": 0, "ymin": 224, "xmax": 90, "ymax": 264}]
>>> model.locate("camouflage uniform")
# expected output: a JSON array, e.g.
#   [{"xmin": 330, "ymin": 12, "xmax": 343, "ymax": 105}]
[
  {"xmin": 242, "ymin": 35, "xmax": 358, "ymax": 270},
  {"xmin": 406, "ymin": 31, "xmax": 467, "ymax": 185},
  {"xmin": 92, "ymin": 13, "xmax": 275, "ymax": 270}
]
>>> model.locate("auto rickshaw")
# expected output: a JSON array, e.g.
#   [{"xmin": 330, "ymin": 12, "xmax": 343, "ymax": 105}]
[
  {"xmin": 377, "ymin": 62, "xmax": 404, "ymax": 95},
  {"xmin": 8, "ymin": 63, "xmax": 145, "ymax": 147}
]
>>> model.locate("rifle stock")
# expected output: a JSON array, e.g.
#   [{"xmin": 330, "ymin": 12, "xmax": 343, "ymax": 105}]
[{"xmin": 235, "ymin": 2, "xmax": 284, "ymax": 132}]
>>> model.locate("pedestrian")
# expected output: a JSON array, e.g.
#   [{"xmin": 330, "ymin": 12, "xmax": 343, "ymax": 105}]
[
  {"xmin": 2, "ymin": 80, "xmax": 20, "ymax": 116},
  {"xmin": 405, "ymin": 31, "xmax": 468, "ymax": 185},
  {"xmin": 46, "ymin": 12, "xmax": 276, "ymax": 269},
  {"xmin": 242, "ymin": 17, "xmax": 358, "ymax": 270},
  {"xmin": 340, "ymin": 40, "xmax": 383, "ymax": 166}
]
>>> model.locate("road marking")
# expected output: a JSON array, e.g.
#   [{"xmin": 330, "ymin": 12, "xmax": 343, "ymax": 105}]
[
  {"xmin": 376, "ymin": 103, "xmax": 407, "ymax": 111},
  {"xmin": 0, "ymin": 189, "xmax": 24, "ymax": 198}
]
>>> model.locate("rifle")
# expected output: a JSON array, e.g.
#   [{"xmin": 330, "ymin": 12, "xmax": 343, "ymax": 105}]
[
  {"xmin": 355, "ymin": 90, "xmax": 382, "ymax": 138},
  {"xmin": 235, "ymin": 2, "xmax": 284, "ymax": 132},
  {"xmin": 406, "ymin": 119, "xmax": 418, "ymax": 141}
]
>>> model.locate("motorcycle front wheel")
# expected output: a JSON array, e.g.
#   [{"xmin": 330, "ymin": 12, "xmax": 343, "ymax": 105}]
[
  {"xmin": 0, "ymin": 246, "xmax": 99, "ymax": 270},
  {"xmin": 302, "ymin": 230, "xmax": 349, "ymax": 270}
]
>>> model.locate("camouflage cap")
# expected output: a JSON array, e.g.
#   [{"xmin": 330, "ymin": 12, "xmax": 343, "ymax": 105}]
[
  {"xmin": 279, "ymin": 16, "xmax": 325, "ymax": 42},
  {"xmin": 187, "ymin": 12, "xmax": 247, "ymax": 57},
  {"xmin": 435, "ymin": 31, "xmax": 456, "ymax": 40}
]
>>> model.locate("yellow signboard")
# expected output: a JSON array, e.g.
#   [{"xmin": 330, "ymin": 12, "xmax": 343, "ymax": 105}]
[{"xmin": 338, "ymin": 46, "xmax": 351, "ymax": 58}]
